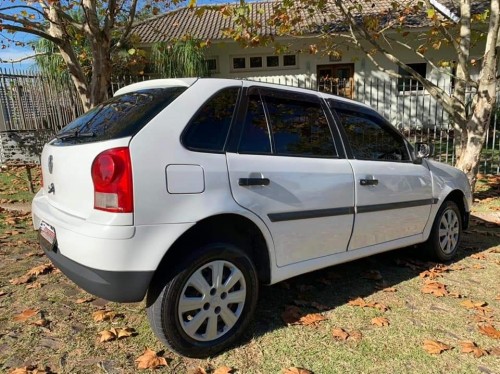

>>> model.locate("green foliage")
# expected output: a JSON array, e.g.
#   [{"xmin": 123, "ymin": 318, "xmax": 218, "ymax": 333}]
[{"xmin": 151, "ymin": 38, "xmax": 209, "ymax": 78}]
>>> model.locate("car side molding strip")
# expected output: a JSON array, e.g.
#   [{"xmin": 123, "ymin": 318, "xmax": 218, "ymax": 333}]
[
  {"xmin": 357, "ymin": 198, "xmax": 437, "ymax": 214},
  {"xmin": 268, "ymin": 207, "xmax": 354, "ymax": 222},
  {"xmin": 268, "ymin": 198, "xmax": 438, "ymax": 222}
]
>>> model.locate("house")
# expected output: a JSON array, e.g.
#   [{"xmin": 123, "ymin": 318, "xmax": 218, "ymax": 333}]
[{"xmin": 132, "ymin": 1, "xmax": 491, "ymax": 136}]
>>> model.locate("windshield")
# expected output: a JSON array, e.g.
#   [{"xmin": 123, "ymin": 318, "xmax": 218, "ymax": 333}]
[{"xmin": 54, "ymin": 87, "xmax": 187, "ymax": 145}]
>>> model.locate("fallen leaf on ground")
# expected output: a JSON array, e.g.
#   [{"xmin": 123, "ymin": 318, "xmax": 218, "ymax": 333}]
[
  {"xmin": 31, "ymin": 318, "xmax": 49, "ymax": 327},
  {"xmin": 26, "ymin": 281, "xmax": 42, "ymax": 290},
  {"xmin": 298, "ymin": 313, "xmax": 326, "ymax": 326},
  {"xmin": 461, "ymin": 300, "xmax": 487, "ymax": 309},
  {"xmin": 99, "ymin": 327, "xmax": 134, "ymax": 342},
  {"xmin": 421, "ymin": 281, "xmax": 448, "ymax": 297},
  {"xmin": 449, "ymin": 264, "xmax": 466, "ymax": 271},
  {"xmin": 135, "ymin": 348, "xmax": 168, "ymax": 370},
  {"xmin": 371, "ymin": 317, "xmax": 390, "ymax": 327},
  {"xmin": 382, "ymin": 287, "xmax": 397, "ymax": 293},
  {"xmin": 9, "ymin": 366, "xmax": 50, "ymax": 374},
  {"xmin": 92, "ymin": 310, "xmax": 118, "ymax": 322},
  {"xmin": 348, "ymin": 297, "xmax": 389, "ymax": 312},
  {"xmin": 75, "ymin": 297, "xmax": 95, "ymax": 304},
  {"xmin": 423, "ymin": 339, "xmax": 452, "ymax": 354},
  {"xmin": 332, "ymin": 327, "xmax": 349, "ymax": 340},
  {"xmin": 478, "ymin": 324, "xmax": 500, "ymax": 339},
  {"xmin": 0, "ymin": 291, "xmax": 7, "ymax": 297},
  {"xmin": 27, "ymin": 263, "xmax": 53, "ymax": 277},
  {"xmin": 282, "ymin": 305, "xmax": 302, "ymax": 325},
  {"xmin": 459, "ymin": 341, "xmax": 488, "ymax": 358},
  {"xmin": 188, "ymin": 368, "xmax": 207, "ymax": 374},
  {"xmin": 213, "ymin": 366, "xmax": 234, "ymax": 374},
  {"xmin": 282, "ymin": 367, "xmax": 313, "ymax": 374},
  {"xmin": 448, "ymin": 292, "xmax": 463, "ymax": 298},
  {"xmin": 471, "ymin": 253, "xmax": 487, "ymax": 260},
  {"xmin": 472, "ymin": 264, "xmax": 485, "ymax": 270},
  {"xmin": 9, "ymin": 275, "xmax": 33, "ymax": 285},
  {"xmin": 13, "ymin": 309, "xmax": 39, "ymax": 322}
]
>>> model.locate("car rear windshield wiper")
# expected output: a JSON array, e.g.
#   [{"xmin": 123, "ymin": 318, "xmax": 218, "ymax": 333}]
[{"xmin": 56, "ymin": 130, "xmax": 95, "ymax": 140}]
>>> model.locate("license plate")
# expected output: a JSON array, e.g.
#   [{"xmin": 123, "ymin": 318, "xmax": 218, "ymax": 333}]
[{"xmin": 40, "ymin": 221, "xmax": 56, "ymax": 245}]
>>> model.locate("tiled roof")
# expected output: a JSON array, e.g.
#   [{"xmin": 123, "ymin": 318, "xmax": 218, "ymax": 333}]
[{"xmin": 132, "ymin": 1, "xmax": 487, "ymax": 44}]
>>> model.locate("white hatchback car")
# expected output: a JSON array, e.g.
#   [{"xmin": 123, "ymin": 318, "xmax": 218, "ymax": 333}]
[{"xmin": 32, "ymin": 78, "xmax": 471, "ymax": 357}]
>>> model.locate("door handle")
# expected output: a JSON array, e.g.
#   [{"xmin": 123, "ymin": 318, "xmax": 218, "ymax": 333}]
[
  {"xmin": 360, "ymin": 179, "xmax": 378, "ymax": 186},
  {"xmin": 238, "ymin": 178, "xmax": 270, "ymax": 186}
]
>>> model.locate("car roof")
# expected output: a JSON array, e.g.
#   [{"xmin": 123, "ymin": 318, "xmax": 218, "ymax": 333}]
[{"xmin": 113, "ymin": 78, "xmax": 372, "ymax": 111}]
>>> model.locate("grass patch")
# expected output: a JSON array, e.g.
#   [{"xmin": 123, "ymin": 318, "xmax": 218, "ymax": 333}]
[{"xmin": 0, "ymin": 167, "xmax": 499, "ymax": 373}]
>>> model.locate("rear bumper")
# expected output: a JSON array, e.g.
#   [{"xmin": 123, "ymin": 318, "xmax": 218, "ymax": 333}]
[
  {"xmin": 32, "ymin": 191, "xmax": 195, "ymax": 302},
  {"xmin": 40, "ymin": 235, "xmax": 153, "ymax": 302}
]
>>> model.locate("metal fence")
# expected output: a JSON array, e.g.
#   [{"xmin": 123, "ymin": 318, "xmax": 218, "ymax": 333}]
[
  {"xmin": 0, "ymin": 68, "xmax": 84, "ymax": 132},
  {"xmin": 0, "ymin": 69, "xmax": 498, "ymax": 174}
]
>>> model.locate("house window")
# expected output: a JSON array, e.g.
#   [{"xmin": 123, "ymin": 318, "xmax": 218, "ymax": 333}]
[
  {"xmin": 233, "ymin": 57, "xmax": 246, "ymax": 69},
  {"xmin": 283, "ymin": 55, "xmax": 297, "ymax": 67},
  {"xmin": 230, "ymin": 54, "xmax": 299, "ymax": 72},
  {"xmin": 267, "ymin": 56, "xmax": 279, "ymax": 67},
  {"xmin": 250, "ymin": 57, "xmax": 263, "ymax": 68},
  {"xmin": 398, "ymin": 63, "xmax": 426, "ymax": 91},
  {"xmin": 205, "ymin": 57, "xmax": 218, "ymax": 73}
]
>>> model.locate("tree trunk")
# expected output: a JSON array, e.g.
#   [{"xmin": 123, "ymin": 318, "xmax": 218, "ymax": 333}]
[
  {"xmin": 456, "ymin": 95, "xmax": 493, "ymax": 191},
  {"xmin": 454, "ymin": 0, "xmax": 499, "ymax": 192}
]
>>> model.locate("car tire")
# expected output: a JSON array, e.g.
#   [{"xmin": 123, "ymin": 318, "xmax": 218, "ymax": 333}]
[
  {"xmin": 146, "ymin": 242, "xmax": 258, "ymax": 358},
  {"xmin": 425, "ymin": 200, "xmax": 462, "ymax": 261}
]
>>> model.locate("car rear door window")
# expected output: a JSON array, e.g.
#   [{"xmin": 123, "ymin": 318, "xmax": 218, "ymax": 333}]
[
  {"xmin": 55, "ymin": 87, "xmax": 187, "ymax": 144},
  {"xmin": 183, "ymin": 87, "xmax": 240, "ymax": 152},
  {"xmin": 238, "ymin": 94, "xmax": 272, "ymax": 154},
  {"xmin": 336, "ymin": 109, "xmax": 410, "ymax": 161},
  {"xmin": 238, "ymin": 89, "xmax": 337, "ymax": 158}
]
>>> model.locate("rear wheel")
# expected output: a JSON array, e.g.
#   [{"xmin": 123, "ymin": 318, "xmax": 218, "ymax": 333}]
[
  {"xmin": 425, "ymin": 200, "xmax": 462, "ymax": 261},
  {"xmin": 146, "ymin": 243, "xmax": 258, "ymax": 358}
]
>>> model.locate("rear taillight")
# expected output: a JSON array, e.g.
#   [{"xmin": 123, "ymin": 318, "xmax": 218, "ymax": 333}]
[{"xmin": 91, "ymin": 147, "xmax": 133, "ymax": 213}]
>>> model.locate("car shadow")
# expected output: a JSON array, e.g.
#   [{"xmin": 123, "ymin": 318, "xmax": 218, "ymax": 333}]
[{"xmin": 245, "ymin": 230, "xmax": 496, "ymax": 342}]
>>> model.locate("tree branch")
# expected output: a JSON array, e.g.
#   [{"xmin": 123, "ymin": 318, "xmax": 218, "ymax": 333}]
[
  {"xmin": 0, "ymin": 5, "xmax": 47, "ymax": 20},
  {"xmin": 0, "ymin": 52, "xmax": 50, "ymax": 63},
  {"xmin": 114, "ymin": 0, "xmax": 139, "ymax": 49},
  {"xmin": 0, "ymin": 23, "xmax": 61, "ymax": 44}
]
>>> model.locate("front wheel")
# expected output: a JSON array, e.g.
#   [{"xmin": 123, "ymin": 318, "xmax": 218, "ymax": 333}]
[
  {"xmin": 425, "ymin": 200, "xmax": 462, "ymax": 261},
  {"xmin": 146, "ymin": 243, "xmax": 258, "ymax": 358}
]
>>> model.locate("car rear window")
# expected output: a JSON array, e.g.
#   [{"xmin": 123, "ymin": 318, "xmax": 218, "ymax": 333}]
[{"xmin": 54, "ymin": 87, "xmax": 187, "ymax": 145}]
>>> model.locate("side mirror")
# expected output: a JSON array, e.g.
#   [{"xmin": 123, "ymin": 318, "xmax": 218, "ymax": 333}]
[{"xmin": 413, "ymin": 142, "xmax": 434, "ymax": 164}]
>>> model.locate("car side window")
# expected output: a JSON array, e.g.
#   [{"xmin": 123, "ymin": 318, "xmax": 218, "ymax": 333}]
[
  {"xmin": 238, "ymin": 94, "xmax": 272, "ymax": 154},
  {"xmin": 183, "ymin": 87, "xmax": 240, "ymax": 152},
  {"xmin": 336, "ymin": 109, "xmax": 410, "ymax": 161},
  {"xmin": 264, "ymin": 95, "xmax": 337, "ymax": 157}
]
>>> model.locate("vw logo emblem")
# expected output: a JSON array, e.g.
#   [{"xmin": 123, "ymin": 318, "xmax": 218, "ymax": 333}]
[{"xmin": 48, "ymin": 155, "xmax": 53, "ymax": 174}]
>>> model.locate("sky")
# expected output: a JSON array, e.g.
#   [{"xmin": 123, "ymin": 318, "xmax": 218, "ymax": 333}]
[{"xmin": 0, "ymin": 0, "xmax": 234, "ymax": 71}]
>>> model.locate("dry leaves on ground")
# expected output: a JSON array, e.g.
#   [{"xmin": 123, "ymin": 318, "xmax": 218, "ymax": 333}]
[
  {"xmin": 213, "ymin": 366, "xmax": 234, "ymax": 374},
  {"xmin": 26, "ymin": 263, "xmax": 53, "ymax": 277},
  {"xmin": 371, "ymin": 317, "xmax": 390, "ymax": 327},
  {"xmin": 332, "ymin": 327, "xmax": 350, "ymax": 341},
  {"xmin": 282, "ymin": 367, "xmax": 313, "ymax": 374},
  {"xmin": 135, "ymin": 348, "xmax": 168, "ymax": 370},
  {"xmin": 99, "ymin": 327, "xmax": 135, "ymax": 342},
  {"xmin": 478, "ymin": 324, "xmax": 500, "ymax": 339},
  {"xmin": 459, "ymin": 341, "xmax": 488, "ymax": 358},
  {"xmin": 13, "ymin": 309, "xmax": 39, "ymax": 322},
  {"xmin": 75, "ymin": 297, "xmax": 95, "ymax": 304},
  {"xmin": 92, "ymin": 310, "xmax": 121, "ymax": 322},
  {"xmin": 423, "ymin": 339, "xmax": 452, "ymax": 354},
  {"xmin": 421, "ymin": 281, "xmax": 448, "ymax": 297},
  {"xmin": 298, "ymin": 313, "xmax": 326, "ymax": 326},
  {"xmin": 348, "ymin": 297, "xmax": 389, "ymax": 312},
  {"xmin": 9, "ymin": 274, "xmax": 34, "ymax": 285},
  {"xmin": 461, "ymin": 300, "xmax": 488, "ymax": 310},
  {"xmin": 9, "ymin": 366, "xmax": 52, "ymax": 374}
]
